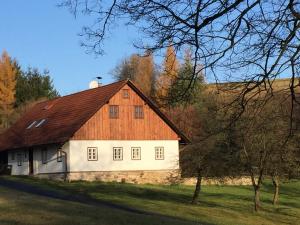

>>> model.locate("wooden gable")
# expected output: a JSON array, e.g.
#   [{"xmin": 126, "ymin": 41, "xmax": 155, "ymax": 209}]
[{"xmin": 72, "ymin": 84, "xmax": 179, "ymax": 140}]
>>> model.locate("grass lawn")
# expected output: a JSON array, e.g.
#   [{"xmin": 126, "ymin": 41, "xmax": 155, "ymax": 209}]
[
  {"xmin": 1, "ymin": 176, "xmax": 300, "ymax": 225},
  {"xmin": 0, "ymin": 185, "xmax": 196, "ymax": 225}
]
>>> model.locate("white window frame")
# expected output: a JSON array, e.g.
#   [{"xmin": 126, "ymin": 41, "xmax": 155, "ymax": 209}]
[
  {"xmin": 155, "ymin": 147, "xmax": 164, "ymax": 160},
  {"xmin": 131, "ymin": 147, "xmax": 141, "ymax": 160},
  {"xmin": 87, "ymin": 147, "xmax": 98, "ymax": 161},
  {"xmin": 41, "ymin": 148, "xmax": 47, "ymax": 164},
  {"xmin": 113, "ymin": 147, "xmax": 123, "ymax": 161}
]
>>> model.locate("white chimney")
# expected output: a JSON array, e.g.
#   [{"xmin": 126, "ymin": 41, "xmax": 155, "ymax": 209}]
[{"xmin": 89, "ymin": 80, "xmax": 100, "ymax": 89}]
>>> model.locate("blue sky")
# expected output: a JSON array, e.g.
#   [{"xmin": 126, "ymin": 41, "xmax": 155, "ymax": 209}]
[{"xmin": 0, "ymin": 1, "xmax": 140, "ymax": 95}]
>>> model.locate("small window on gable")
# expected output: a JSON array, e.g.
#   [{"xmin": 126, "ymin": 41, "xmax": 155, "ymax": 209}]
[
  {"xmin": 155, "ymin": 147, "xmax": 164, "ymax": 160},
  {"xmin": 41, "ymin": 148, "xmax": 47, "ymax": 164},
  {"xmin": 109, "ymin": 105, "xmax": 119, "ymax": 118},
  {"xmin": 131, "ymin": 147, "xmax": 141, "ymax": 160},
  {"xmin": 123, "ymin": 89, "xmax": 129, "ymax": 99},
  {"xmin": 113, "ymin": 147, "xmax": 123, "ymax": 161},
  {"xmin": 57, "ymin": 148, "xmax": 63, "ymax": 162},
  {"xmin": 27, "ymin": 121, "xmax": 37, "ymax": 129},
  {"xmin": 134, "ymin": 105, "xmax": 144, "ymax": 119},
  {"xmin": 36, "ymin": 119, "xmax": 46, "ymax": 128},
  {"xmin": 17, "ymin": 153, "xmax": 22, "ymax": 166},
  {"xmin": 87, "ymin": 147, "xmax": 98, "ymax": 161}
]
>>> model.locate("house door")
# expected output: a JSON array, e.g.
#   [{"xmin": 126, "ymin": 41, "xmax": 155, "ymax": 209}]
[{"xmin": 29, "ymin": 148, "xmax": 34, "ymax": 175}]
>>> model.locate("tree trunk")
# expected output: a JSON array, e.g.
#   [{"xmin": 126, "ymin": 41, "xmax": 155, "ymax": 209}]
[
  {"xmin": 272, "ymin": 176, "xmax": 279, "ymax": 205},
  {"xmin": 191, "ymin": 168, "xmax": 202, "ymax": 204},
  {"xmin": 254, "ymin": 185, "xmax": 260, "ymax": 212}
]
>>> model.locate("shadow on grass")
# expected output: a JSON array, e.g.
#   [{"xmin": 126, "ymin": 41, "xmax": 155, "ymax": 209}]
[
  {"xmin": 0, "ymin": 187, "xmax": 204, "ymax": 225},
  {"xmin": 0, "ymin": 177, "xmax": 212, "ymax": 225},
  {"xmin": 60, "ymin": 181, "xmax": 264, "ymax": 215},
  {"xmin": 2, "ymin": 176, "xmax": 300, "ymax": 225}
]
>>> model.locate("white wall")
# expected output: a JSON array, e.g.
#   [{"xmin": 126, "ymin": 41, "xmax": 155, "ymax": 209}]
[
  {"xmin": 33, "ymin": 143, "xmax": 69, "ymax": 174},
  {"xmin": 8, "ymin": 150, "xmax": 29, "ymax": 175},
  {"xmin": 7, "ymin": 142, "xmax": 70, "ymax": 175},
  {"xmin": 7, "ymin": 140, "xmax": 178, "ymax": 175},
  {"xmin": 69, "ymin": 140, "xmax": 179, "ymax": 172}
]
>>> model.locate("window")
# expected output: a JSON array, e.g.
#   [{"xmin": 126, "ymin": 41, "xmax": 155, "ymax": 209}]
[
  {"xmin": 17, "ymin": 153, "xmax": 22, "ymax": 166},
  {"xmin": 35, "ymin": 119, "xmax": 46, "ymax": 128},
  {"xmin": 23, "ymin": 151, "xmax": 28, "ymax": 162},
  {"xmin": 155, "ymin": 147, "xmax": 164, "ymax": 160},
  {"xmin": 123, "ymin": 89, "xmax": 129, "ymax": 98},
  {"xmin": 113, "ymin": 147, "xmax": 123, "ymax": 161},
  {"xmin": 134, "ymin": 105, "xmax": 144, "ymax": 119},
  {"xmin": 41, "ymin": 148, "xmax": 47, "ymax": 164},
  {"xmin": 26, "ymin": 121, "xmax": 37, "ymax": 129},
  {"xmin": 11, "ymin": 152, "xmax": 15, "ymax": 160},
  {"xmin": 87, "ymin": 147, "xmax": 98, "ymax": 161},
  {"xmin": 109, "ymin": 105, "xmax": 119, "ymax": 118},
  {"xmin": 131, "ymin": 147, "xmax": 141, "ymax": 160},
  {"xmin": 57, "ymin": 148, "xmax": 63, "ymax": 162}
]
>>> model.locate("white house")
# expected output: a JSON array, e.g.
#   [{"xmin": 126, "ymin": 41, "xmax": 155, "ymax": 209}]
[{"xmin": 0, "ymin": 80, "xmax": 189, "ymax": 183}]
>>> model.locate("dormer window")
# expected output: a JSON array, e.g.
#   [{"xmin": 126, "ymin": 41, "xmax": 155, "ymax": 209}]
[
  {"xmin": 35, "ymin": 119, "xmax": 46, "ymax": 128},
  {"xmin": 26, "ymin": 121, "xmax": 37, "ymax": 129}
]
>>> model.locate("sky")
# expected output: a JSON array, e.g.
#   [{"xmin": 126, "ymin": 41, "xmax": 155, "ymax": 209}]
[{"xmin": 0, "ymin": 1, "xmax": 139, "ymax": 95}]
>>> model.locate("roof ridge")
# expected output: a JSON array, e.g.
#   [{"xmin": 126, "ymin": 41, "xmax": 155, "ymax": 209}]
[{"xmin": 36, "ymin": 79, "xmax": 128, "ymax": 106}]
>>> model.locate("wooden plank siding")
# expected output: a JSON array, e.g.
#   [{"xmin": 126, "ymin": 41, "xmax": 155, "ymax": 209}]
[{"xmin": 71, "ymin": 84, "xmax": 179, "ymax": 140}]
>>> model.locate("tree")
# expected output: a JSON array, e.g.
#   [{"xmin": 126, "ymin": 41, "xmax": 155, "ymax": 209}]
[
  {"xmin": 61, "ymin": 0, "xmax": 300, "ymax": 117},
  {"xmin": 168, "ymin": 49, "xmax": 204, "ymax": 106},
  {"xmin": 0, "ymin": 51, "xmax": 17, "ymax": 128},
  {"xmin": 15, "ymin": 67, "xmax": 59, "ymax": 107},
  {"xmin": 113, "ymin": 52, "xmax": 155, "ymax": 97},
  {"xmin": 234, "ymin": 92, "xmax": 299, "ymax": 211},
  {"xmin": 180, "ymin": 88, "xmax": 240, "ymax": 204},
  {"xmin": 156, "ymin": 46, "xmax": 179, "ymax": 105}
]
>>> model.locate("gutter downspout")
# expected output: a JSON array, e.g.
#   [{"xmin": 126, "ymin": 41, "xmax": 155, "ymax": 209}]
[
  {"xmin": 61, "ymin": 150, "xmax": 68, "ymax": 182},
  {"xmin": 58, "ymin": 143, "xmax": 68, "ymax": 182}
]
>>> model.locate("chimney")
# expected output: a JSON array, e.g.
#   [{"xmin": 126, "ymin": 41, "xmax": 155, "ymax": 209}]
[
  {"xmin": 89, "ymin": 76, "xmax": 102, "ymax": 89},
  {"xmin": 89, "ymin": 80, "xmax": 100, "ymax": 89}
]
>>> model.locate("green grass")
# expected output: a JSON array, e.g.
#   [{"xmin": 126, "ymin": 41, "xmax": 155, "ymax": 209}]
[
  {"xmin": 0, "ymin": 185, "xmax": 196, "ymax": 225},
  {"xmin": 2, "ymin": 176, "xmax": 300, "ymax": 225}
]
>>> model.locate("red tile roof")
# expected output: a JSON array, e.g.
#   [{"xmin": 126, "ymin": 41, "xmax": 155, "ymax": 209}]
[{"xmin": 0, "ymin": 80, "xmax": 189, "ymax": 151}]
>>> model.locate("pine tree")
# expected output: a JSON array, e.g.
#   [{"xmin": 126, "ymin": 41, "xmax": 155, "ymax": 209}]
[
  {"xmin": 156, "ymin": 45, "xmax": 179, "ymax": 105},
  {"xmin": 0, "ymin": 51, "xmax": 17, "ymax": 128},
  {"xmin": 168, "ymin": 48, "xmax": 204, "ymax": 106},
  {"xmin": 15, "ymin": 67, "xmax": 59, "ymax": 106}
]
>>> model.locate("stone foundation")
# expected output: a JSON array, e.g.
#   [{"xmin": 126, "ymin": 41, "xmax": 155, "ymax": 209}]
[
  {"xmin": 35, "ymin": 171, "xmax": 253, "ymax": 185},
  {"xmin": 181, "ymin": 177, "xmax": 253, "ymax": 186},
  {"xmin": 36, "ymin": 170, "xmax": 181, "ymax": 184},
  {"xmin": 35, "ymin": 173, "xmax": 66, "ymax": 181}
]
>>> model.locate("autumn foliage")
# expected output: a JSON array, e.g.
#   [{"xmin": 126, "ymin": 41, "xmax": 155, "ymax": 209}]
[{"xmin": 0, "ymin": 51, "xmax": 17, "ymax": 129}]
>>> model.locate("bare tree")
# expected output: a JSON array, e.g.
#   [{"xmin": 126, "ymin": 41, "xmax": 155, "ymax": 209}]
[
  {"xmin": 234, "ymin": 89, "xmax": 300, "ymax": 211},
  {"xmin": 60, "ymin": 0, "xmax": 300, "ymax": 116}
]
